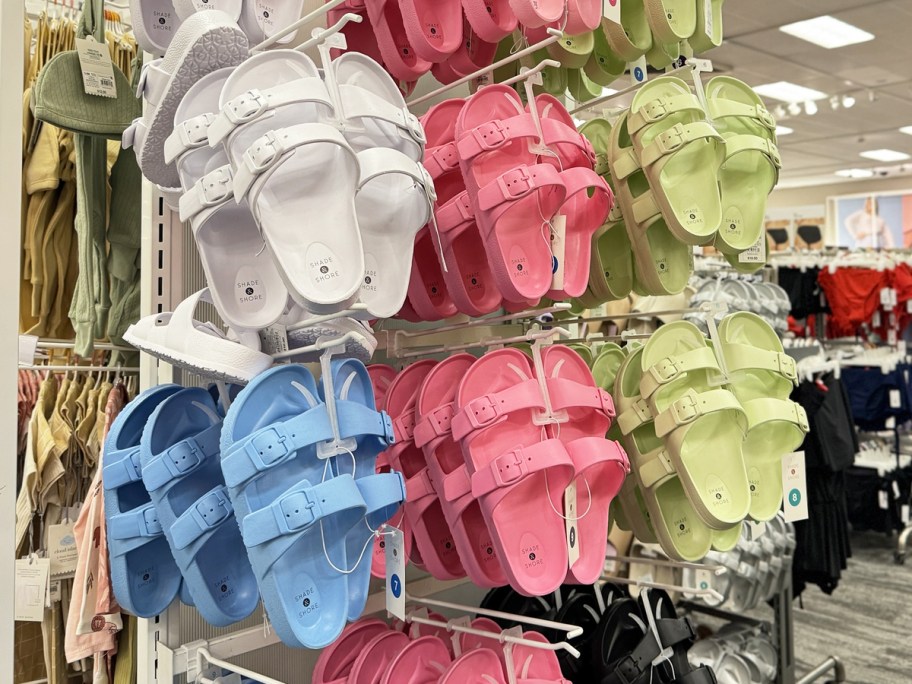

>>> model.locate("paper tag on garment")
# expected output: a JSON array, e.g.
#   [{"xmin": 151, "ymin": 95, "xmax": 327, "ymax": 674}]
[
  {"xmin": 603, "ymin": 0, "xmax": 621, "ymax": 24},
  {"xmin": 873, "ymin": 310, "xmax": 882, "ymax": 328},
  {"xmin": 258, "ymin": 324, "xmax": 289, "ymax": 356},
  {"xmin": 15, "ymin": 557, "xmax": 50, "ymax": 621},
  {"xmin": 907, "ymin": 299, "xmax": 912, "ymax": 314},
  {"xmin": 889, "ymin": 329, "xmax": 898, "ymax": 346},
  {"xmin": 739, "ymin": 232, "xmax": 767, "ymax": 263},
  {"xmin": 48, "ymin": 523, "xmax": 78, "ymax": 577},
  {"xmin": 903, "ymin": 505, "xmax": 910, "ymax": 524},
  {"xmin": 49, "ymin": 580, "xmax": 61, "ymax": 604},
  {"xmin": 703, "ymin": 0, "xmax": 714, "ymax": 37},
  {"xmin": 878, "ymin": 490, "xmax": 890, "ymax": 510},
  {"xmin": 551, "ymin": 215, "xmax": 567, "ymax": 292},
  {"xmin": 891, "ymin": 389, "xmax": 902, "ymax": 409},
  {"xmin": 565, "ymin": 481, "xmax": 580, "ymax": 569},
  {"xmin": 782, "ymin": 451, "xmax": 808, "ymax": 522},
  {"xmin": 881, "ymin": 288, "xmax": 896, "ymax": 310},
  {"xmin": 893, "ymin": 480, "xmax": 901, "ymax": 499},
  {"xmin": 630, "ymin": 55, "xmax": 648, "ymax": 86},
  {"xmin": 385, "ymin": 526, "xmax": 406, "ymax": 621},
  {"xmin": 75, "ymin": 38, "xmax": 117, "ymax": 98},
  {"xmin": 886, "ymin": 415, "xmax": 896, "ymax": 430},
  {"xmin": 693, "ymin": 568, "xmax": 713, "ymax": 593},
  {"xmin": 449, "ymin": 616, "xmax": 472, "ymax": 657},
  {"xmin": 18, "ymin": 334, "xmax": 38, "ymax": 365}
]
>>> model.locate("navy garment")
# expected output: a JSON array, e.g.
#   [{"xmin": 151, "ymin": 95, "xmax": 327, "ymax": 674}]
[{"xmin": 840, "ymin": 365, "xmax": 911, "ymax": 431}]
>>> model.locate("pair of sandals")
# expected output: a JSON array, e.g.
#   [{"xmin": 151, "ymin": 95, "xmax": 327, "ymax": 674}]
[
  {"xmin": 367, "ymin": 344, "xmax": 629, "ymax": 597},
  {"xmin": 404, "ymin": 86, "xmax": 613, "ymax": 321},
  {"xmin": 689, "ymin": 624, "xmax": 778, "ymax": 684}
]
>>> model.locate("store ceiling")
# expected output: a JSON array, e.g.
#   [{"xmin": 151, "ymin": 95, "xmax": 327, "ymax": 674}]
[{"xmin": 714, "ymin": 0, "xmax": 912, "ymax": 186}]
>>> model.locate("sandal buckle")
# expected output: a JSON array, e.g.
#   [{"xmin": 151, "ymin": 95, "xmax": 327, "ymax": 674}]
[
  {"xmin": 594, "ymin": 152, "xmax": 610, "ymax": 176},
  {"xmin": 757, "ymin": 105, "xmax": 776, "ymax": 130},
  {"xmin": 404, "ymin": 109, "xmax": 427, "ymax": 144},
  {"xmin": 178, "ymin": 113, "xmax": 214, "ymax": 148},
  {"xmin": 643, "ymin": 99, "xmax": 670, "ymax": 123},
  {"xmin": 776, "ymin": 353, "xmax": 797, "ymax": 381},
  {"xmin": 419, "ymin": 166, "xmax": 438, "ymax": 203},
  {"xmin": 473, "ymin": 120, "xmax": 509, "ymax": 151},
  {"xmin": 493, "ymin": 448, "xmax": 527, "ymax": 487},
  {"xmin": 141, "ymin": 507, "xmax": 163, "ymax": 536},
  {"xmin": 277, "ymin": 490, "xmax": 319, "ymax": 532},
  {"xmin": 465, "ymin": 395, "xmax": 500, "ymax": 429},
  {"xmin": 669, "ymin": 394, "xmax": 700, "ymax": 425},
  {"xmin": 165, "ymin": 439, "xmax": 206, "ymax": 476},
  {"xmin": 250, "ymin": 426, "xmax": 292, "ymax": 467},
  {"xmin": 198, "ymin": 167, "xmax": 233, "ymax": 207},
  {"xmin": 394, "ymin": 408, "xmax": 417, "ymax": 441},
  {"xmin": 498, "ymin": 167, "xmax": 534, "ymax": 200},
  {"xmin": 195, "ymin": 489, "xmax": 232, "ymax": 528},
  {"xmin": 227, "ymin": 89, "xmax": 268, "ymax": 124},
  {"xmin": 766, "ymin": 139, "xmax": 782, "ymax": 167},
  {"xmin": 795, "ymin": 404, "xmax": 809, "ymax": 432},
  {"xmin": 598, "ymin": 388, "xmax": 616, "ymax": 419},
  {"xmin": 632, "ymin": 398, "xmax": 653, "ymax": 423},
  {"xmin": 649, "ymin": 357, "xmax": 681, "ymax": 384},
  {"xmin": 244, "ymin": 131, "xmax": 282, "ymax": 174},
  {"xmin": 656, "ymin": 124, "xmax": 687, "ymax": 154},
  {"xmin": 380, "ymin": 411, "xmax": 396, "ymax": 445},
  {"xmin": 456, "ymin": 192, "xmax": 474, "ymax": 221}
]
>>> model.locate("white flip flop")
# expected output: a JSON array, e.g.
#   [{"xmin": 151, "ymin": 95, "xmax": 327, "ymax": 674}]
[
  {"xmin": 238, "ymin": 0, "xmax": 306, "ymax": 44},
  {"xmin": 130, "ymin": 0, "xmax": 184, "ymax": 56},
  {"xmin": 173, "ymin": 0, "xmax": 243, "ymax": 21},
  {"xmin": 164, "ymin": 67, "xmax": 289, "ymax": 334},
  {"xmin": 123, "ymin": 10, "xmax": 248, "ymax": 188},
  {"xmin": 124, "ymin": 289, "xmax": 273, "ymax": 383}
]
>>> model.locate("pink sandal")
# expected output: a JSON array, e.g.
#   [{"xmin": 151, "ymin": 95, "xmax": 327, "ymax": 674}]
[
  {"xmin": 348, "ymin": 630, "xmax": 411, "ymax": 684},
  {"xmin": 507, "ymin": 0, "xmax": 564, "ymax": 28},
  {"xmin": 458, "ymin": 617, "xmax": 507, "ymax": 659},
  {"xmin": 456, "ymin": 85, "xmax": 567, "ymax": 302},
  {"xmin": 313, "ymin": 619, "xmax": 391, "ymax": 683},
  {"xmin": 399, "ymin": 0, "xmax": 463, "ymax": 62},
  {"xmin": 380, "ymin": 635, "xmax": 453, "ymax": 684},
  {"xmin": 327, "ymin": 1, "xmax": 386, "ymax": 66},
  {"xmin": 415, "ymin": 354, "xmax": 508, "ymax": 588},
  {"xmin": 406, "ymin": 229, "xmax": 460, "ymax": 321},
  {"xmin": 511, "ymin": 631, "xmax": 572, "ymax": 682},
  {"xmin": 565, "ymin": 0, "xmax": 603, "ymax": 34},
  {"xmin": 440, "ymin": 648, "xmax": 507, "ymax": 683},
  {"xmin": 453, "ymin": 348, "xmax": 576, "ymax": 596},
  {"xmin": 422, "ymin": 99, "xmax": 503, "ymax": 316},
  {"xmin": 387, "ymin": 361, "xmax": 466, "ymax": 580},
  {"xmin": 540, "ymin": 345, "xmax": 629, "ymax": 584},
  {"xmin": 462, "ymin": 0, "xmax": 518, "ymax": 42},
  {"xmin": 432, "ymin": 17, "xmax": 499, "ymax": 84},
  {"xmin": 365, "ymin": 0, "xmax": 432, "ymax": 81}
]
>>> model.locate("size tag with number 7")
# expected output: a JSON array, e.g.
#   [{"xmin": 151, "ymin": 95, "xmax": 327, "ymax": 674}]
[{"xmin": 384, "ymin": 527, "xmax": 406, "ymax": 621}]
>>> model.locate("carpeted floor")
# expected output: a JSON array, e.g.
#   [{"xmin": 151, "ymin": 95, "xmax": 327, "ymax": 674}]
[{"xmin": 789, "ymin": 531, "xmax": 910, "ymax": 684}]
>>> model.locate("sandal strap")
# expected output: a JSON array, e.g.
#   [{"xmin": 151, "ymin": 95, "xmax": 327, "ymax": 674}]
[
  {"xmin": 723, "ymin": 343, "xmax": 797, "ymax": 382},
  {"xmin": 435, "ymin": 192, "xmax": 475, "ymax": 243},
  {"xmin": 631, "ymin": 190, "xmax": 661, "ymax": 225},
  {"xmin": 434, "ymin": 465, "xmax": 472, "ymax": 509},
  {"xmin": 242, "ymin": 475, "xmax": 365, "ymax": 547},
  {"xmin": 207, "ymin": 79, "xmax": 333, "ymax": 146},
  {"xmin": 474, "ymin": 163, "xmax": 565, "ymax": 215},
  {"xmin": 392, "ymin": 406, "xmax": 418, "ymax": 442},
  {"xmin": 135, "ymin": 58, "xmax": 168, "ymax": 106},
  {"xmin": 616, "ymin": 398, "xmax": 654, "ymax": 436},
  {"xmin": 672, "ymin": 665, "xmax": 717, "ymax": 684},
  {"xmin": 541, "ymin": 118, "xmax": 597, "ymax": 166},
  {"xmin": 452, "ymin": 380, "xmax": 547, "ymax": 441},
  {"xmin": 107, "ymin": 503, "xmax": 163, "ymax": 543},
  {"xmin": 608, "ymin": 617, "xmax": 698, "ymax": 684},
  {"xmin": 638, "ymin": 446, "xmax": 676, "ymax": 489},
  {"xmin": 743, "ymin": 397, "xmax": 809, "ymax": 433},
  {"xmin": 707, "ymin": 99, "xmax": 776, "ymax": 131},
  {"xmin": 566, "ymin": 436, "xmax": 629, "ymax": 476},
  {"xmin": 593, "ymin": 151, "xmax": 611, "ymax": 177},
  {"xmin": 627, "ymin": 93, "xmax": 704, "ymax": 135},
  {"xmin": 102, "ymin": 446, "xmax": 143, "ymax": 490},
  {"xmin": 358, "ymin": 472, "xmax": 406, "ymax": 520},
  {"xmin": 333, "ymin": 401, "xmax": 397, "ymax": 445},
  {"xmin": 471, "ymin": 438, "xmax": 573, "ymax": 499},
  {"xmin": 179, "ymin": 165, "xmax": 235, "ymax": 223},
  {"xmin": 608, "ymin": 146, "xmax": 640, "ymax": 181},
  {"xmin": 723, "ymin": 133, "xmax": 781, "ymax": 168},
  {"xmin": 653, "ymin": 389, "xmax": 744, "ymax": 439},
  {"xmin": 164, "ymin": 112, "xmax": 216, "ymax": 164},
  {"xmin": 357, "ymin": 147, "xmax": 436, "ymax": 202},
  {"xmin": 404, "ymin": 467, "xmax": 437, "ymax": 505},
  {"xmin": 142, "ymin": 422, "xmax": 222, "ymax": 492},
  {"xmin": 639, "ymin": 122, "xmax": 723, "ymax": 169},
  {"xmin": 456, "ymin": 114, "xmax": 542, "ymax": 161},
  {"xmin": 338, "ymin": 82, "xmax": 426, "ymax": 147},
  {"xmin": 414, "ymin": 402, "xmax": 455, "ymax": 448},
  {"xmin": 424, "ymin": 141, "xmax": 460, "ymax": 179},
  {"xmin": 545, "ymin": 378, "xmax": 616, "ymax": 419},
  {"xmin": 233, "ymin": 123, "xmax": 355, "ymax": 200},
  {"xmin": 170, "ymin": 485, "xmax": 234, "ymax": 550},
  {"xmin": 639, "ymin": 347, "xmax": 719, "ymax": 401}
]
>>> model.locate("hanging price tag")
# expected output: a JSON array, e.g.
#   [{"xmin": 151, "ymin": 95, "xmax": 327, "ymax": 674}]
[
  {"xmin": 893, "ymin": 480, "xmax": 901, "ymax": 499},
  {"xmin": 879, "ymin": 490, "xmax": 890, "ymax": 510},
  {"xmin": 258, "ymin": 324, "xmax": 289, "ymax": 355},
  {"xmin": 48, "ymin": 523, "xmax": 78, "ymax": 577},
  {"xmin": 564, "ymin": 481, "xmax": 580, "ymax": 569},
  {"xmin": 550, "ymin": 215, "xmax": 567, "ymax": 291},
  {"xmin": 782, "ymin": 451, "xmax": 808, "ymax": 522},
  {"xmin": 703, "ymin": 0, "xmax": 714, "ymax": 38},
  {"xmin": 384, "ymin": 527, "xmax": 406, "ymax": 621},
  {"xmin": 629, "ymin": 55, "xmax": 648, "ymax": 86},
  {"xmin": 903, "ymin": 505, "xmax": 910, "ymax": 524},
  {"xmin": 603, "ymin": 0, "xmax": 621, "ymax": 24},
  {"xmin": 18, "ymin": 334, "xmax": 38, "ymax": 365},
  {"xmin": 739, "ymin": 232, "xmax": 767, "ymax": 264},
  {"xmin": 75, "ymin": 38, "xmax": 117, "ymax": 98},
  {"xmin": 15, "ymin": 556, "xmax": 50, "ymax": 622}
]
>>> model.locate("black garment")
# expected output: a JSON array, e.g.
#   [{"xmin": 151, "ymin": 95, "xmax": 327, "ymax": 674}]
[
  {"xmin": 778, "ymin": 267, "xmax": 828, "ymax": 319},
  {"xmin": 790, "ymin": 374, "xmax": 856, "ymax": 598},
  {"xmin": 797, "ymin": 224, "xmax": 822, "ymax": 246}
]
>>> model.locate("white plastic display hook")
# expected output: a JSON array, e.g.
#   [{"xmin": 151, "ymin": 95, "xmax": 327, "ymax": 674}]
[
  {"xmin": 249, "ymin": 0, "xmax": 348, "ymax": 53},
  {"xmin": 194, "ymin": 646, "xmax": 284, "ymax": 684},
  {"xmin": 314, "ymin": 333, "xmax": 360, "ymax": 459},
  {"xmin": 306, "ymin": 15, "xmax": 361, "ymax": 130},
  {"xmin": 529, "ymin": 326, "xmax": 571, "ymax": 426}
]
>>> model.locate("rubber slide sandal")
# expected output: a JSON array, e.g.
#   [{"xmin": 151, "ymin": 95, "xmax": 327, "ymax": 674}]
[
  {"xmin": 566, "ymin": 0, "xmax": 603, "ymax": 34},
  {"xmin": 237, "ymin": 0, "xmax": 305, "ymax": 44},
  {"xmin": 130, "ymin": 0, "xmax": 184, "ymax": 55},
  {"xmin": 380, "ymin": 635, "xmax": 453, "ymax": 684},
  {"xmin": 103, "ymin": 384, "xmax": 183, "ymax": 617},
  {"xmin": 123, "ymin": 11, "xmax": 248, "ymax": 188},
  {"xmin": 615, "ymin": 347, "xmax": 711, "ymax": 560},
  {"xmin": 349, "ymin": 630, "xmax": 411, "ymax": 684},
  {"xmin": 399, "ymin": 0, "xmax": 462, "ymax": 62},
  {"xmin": 706, "ymin": 76, "xmax": 781, "ymax": 256},
  {"xmin": 508, "ymin": 0, "xmax": 563, "ymax": 28},
  {"xmin": 524, "ymin": 23, "xmax": 593, "ymax": 69},
  {"xmin": 313, "ymin": 618, "xmax": 391, "ymax": 683},
  {"xmin": 365, "ymin": 0, "xmax": 433, "ymax": 82},
  {"xmin": 123, "ymin": 289, "xmax": 274, "ymax": 383},
  {"xmin": 320, "ymin": 358, "xmax": 403, "ymax": 619},
  {"xmin": 415, "ymin": 354, "xmax": 507, "ymax": 588},
  {"xmin": 645, "ymin": 0, "xmax": 697, "ymax": 44},
  {"xmin": 718, "ymin": 313, "xmax": 807, "ymax": 521},
  {"xmin": 327, "ymin": 1, "xmax": 386, "ymax": 66},
  {"xmin": 386, "ymin": 360, "xmax": 466, "ymax": 580},
  {"xmin": 458, "ymin": 617, "xmax": 507, "ymax": 663},
  {"xmin": 640, "ymin": 321, "xmax": 750, "ymax": 529},
  {"xmin": 453, "ymin": 348, "xmax": 575, "ymax": 595},
  {"xmin": 456, "ymin": 85, "xmax": 567, "ymax": 302},
  {"xmin": 568, "ymin": 68, "xmax": 603, "ymax": 103},
  {"xmin": 219, "ymin": 365, "xmax": 368, "ymax": 648},
  {"xmin": 432, "ymin": 19, "xmax": 498, "ymax": 84},
  {"xmin": 510, "ymin": 630, "xmax": 568, "ymax": 680},
  {"xmin": 140, "ymin": 387, "xmax": 257, "ymax": 626},
  {"xmin": 585, "ymin": 23, "xmax": 626, "ymax": 87},
  {"xmin": 167, "ymin": 68, "xmax": 289, "ymax": 334},
  {"xmin": 628, "ymin": 76, "xmax": 724, "ymax": 246},
  {"xmin": 440, "ymin": 648, "xmax": 507, "ymax": 683},
  {"xmin": 406, "ymin": 227, "xmax": 460, "ymax": 321},
  {"xmin": 601, "ymin": 0, "xmax": 652, "ymax": 61},
  {"xmin": 690, "ymin": 0, "xmax": 724, "ymax": 53},
  {"xmin": 173, "ymin": 0, "xmax": 242, "ymax": 21},
  {"xmin": 462, "ymin": 0, "xmax": 518, "ymax": 42}
]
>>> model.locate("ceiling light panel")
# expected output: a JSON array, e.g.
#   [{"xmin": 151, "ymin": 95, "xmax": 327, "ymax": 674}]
[
  {"xmin": 835, "ymin": 169, "xmax": 875, "ymax": 179},
  {"xmin": 779, "ymin": 15, "xmax": 874, "ymax": 49},
  {"xmin": 860, "ymin": 149, "xmax": 910, "ymax": 162},
  {"xmin": 754, "ymin": 81, "xmax": 828, "ymax": 103},
  {"xmin": 775, "ymin": 126, "xmax": 794, "ymax": 136}
]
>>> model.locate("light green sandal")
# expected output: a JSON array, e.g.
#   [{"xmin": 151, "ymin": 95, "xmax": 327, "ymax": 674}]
[
  {"xmin": 602, "ymin": 0, "xmax": 653, "ymax": 62},
  {"xmin": 644, "ymin": 0, "xmax": 697, "ymax": 45},
  {"xmin": 706, "ymin": 76, "xmax": 781, "ymax": 255},
  {"xmin": 646, "ymin": 41, "xmax": 680, "ymax": 69},
  {"xmin": 567, "ymin": 342, "xmax": 595, "ymax": 367},
  {"xmin": 724, "ymin": 251, "xmax": 768, "ymax": 274},
  {"xmin": 712, "ymin": 522, "xmax": 743, "ymax": 552},
  {"xmin": 608, "ymin": 111, "xmax": 693, "ymax": 296},
  {"xmin": 690, "ymin": 0, "xmax": 725, "ymax": 53},
  {"xmin": 615, "ymin": 346, "xmax": 713, "ymax": 560},
  {"xmin": 639, "ymin": 321, "xmax": 750, "ymax": 529},
  {"xmin": 585, "ymin": 22, "xmax": 627, "ymax": 87},
  {"xmin": 568, "ymin": 68, "xmax": 603, "ymax": 102},
  {"xmin": 523, "ymin": 49, "xmax": 569, "ymax": 96},
  {"xmin": 717, "ymin": 313, "xmax": 809, "ymax": 521},
  {"xmin": 628, "ymin": 76, "xmax": 725, "ymax": 245},
  {"xmin": 547, "ymin": 31, "xmax": 595, "ymax": 69}
]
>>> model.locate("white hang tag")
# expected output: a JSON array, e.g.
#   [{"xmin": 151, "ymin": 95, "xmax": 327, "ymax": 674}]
[
  {"xmin": 18, "ymin": 334, "xmax": 38, "ymax": 365},
  {"xmin": 881, "ymin": 288, "xmax": 895, "ymax": 310},
  {"xmin": 449, "ymin": 615, "xmax": 472, "ymax": 657},
  {"xmin": 604, "ymin": 558, "xmax": 619, "ymax": 575},
  {"xmin": 693, "ymin": 568, "xmax": 713, "ymax": 593},
  {"xmin": 75, "ymin": 38, "xmax": 117, "ymax": 99},
  {"xmin": 385, "ymin": 526, "xmax": 406, "ymax": 621},
  {"xmin": 739, "ymin": 232, "xmax": 767, "ymax": 264},
  {"xmin": 48, "ymin": 580, "xmax": 62, "ymax": 604},
  {"xmin": 906, "ymin": 299, "xmax": 912, "ymax": 314},
  {"xmin": 891, "ymin": 389, "xmax": 903, "ymax": 409},
  {"xmin": 893, "ymin": 480, "xmax": 901, "ymax": 499},
  {"xmin": 886, "ymin": 415, "xmax": 896, "ymax": 430},
  {"xmin": 748, "ymin": 520, "xmax": 766, "ymax": 539},
  {"xmin": 15, "ymin": 556, "xmax": 50, "ymax": 621},
  {"xmin": 878, "ymin": 490, "xmax": 890, "ymax": 511},
  {"xmin": 782, "ymin": 451, "xmax": 808, "ymax": 522},
  {"xmin": 48, "ymin": 523, "xmax": 78, "ymax": 577},
  {"xmin": 703, "ymin": 0, "xmax": 714, "ymax": 37},
  {"xmin": 564, "ymin": 481, "xmax": 580, "ymax": 569},
  {"xmin": 629, "ymin": 56, "xmax": 648, "ymax": 86},
  {"xmin": 258, "ymin": 324, "xmax": 289, "ymax": 355},
  {"xmin": 902, "ymin": 505, "xmax": 910, "ymax": 524},
  {"xmin": 550, "ymin": 215, "xmax": 567, "ymax": 292},
  {"xmin": 889, "ymin": 329, "xmax": 898, "ymax": 346},
  {"xmin": 603, "ymin": 0, "xmax": 621, "ymax": 24}
]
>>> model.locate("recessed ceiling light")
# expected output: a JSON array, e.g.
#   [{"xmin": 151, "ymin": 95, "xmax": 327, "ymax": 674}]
[
  {"xmin": 804, "ymin": 100, "xmax": 818, "ymax": 115},
  {"xmin": 860, "ymin": 149, "xmax": 911, "ymax": 162},
  {"xmin": 842, "ymin": 94, "xmax": 856, "ymax": 108},
  {"xmin": 754, "ymin": 81, "xmax": 828, "ymax": 103},
  {"xmin": 775, "ymin": 125, "xmax": 794, "ymax": 136},
  {"xmin": 900, "ymin": 125, "xmax": 912, "ymax": 136},
  {"xmin": 779, "ymin": 15, "xmax": 874, "ymax": 49},
  {"xmin": 835, "ymin": 169, "xmax": 875, "ymax": 179}
]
